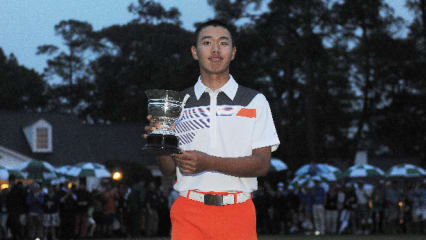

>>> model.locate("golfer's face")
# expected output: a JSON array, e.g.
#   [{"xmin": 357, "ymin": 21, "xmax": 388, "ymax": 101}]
[{"xmin": 192, "ymin": 26, "xmax": 236, "ymax": 75}]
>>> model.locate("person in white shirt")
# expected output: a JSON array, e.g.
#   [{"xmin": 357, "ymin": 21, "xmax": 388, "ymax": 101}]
[
  {"xmin": 355, "ymin": 182, "xmax": 371, "ymax": 234},
  {"xmin": 145, "ymin": 19, "xmax": 280, "ymax": 240}
]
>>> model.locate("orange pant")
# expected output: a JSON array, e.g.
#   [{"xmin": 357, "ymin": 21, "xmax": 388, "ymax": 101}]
[{"xmin": 170, "ymin": 195, "xmax": 257, "ymax": 240}]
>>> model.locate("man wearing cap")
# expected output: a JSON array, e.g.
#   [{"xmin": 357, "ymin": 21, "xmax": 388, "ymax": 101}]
[{"xmin": 145, "ymin": 19, "xmax": 280, "ymax": 240}]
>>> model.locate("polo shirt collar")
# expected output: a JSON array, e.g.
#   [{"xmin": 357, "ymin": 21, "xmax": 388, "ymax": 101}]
[{"xmin": 194, "ymin": 75, "xmax": 238, "ymax": 101}]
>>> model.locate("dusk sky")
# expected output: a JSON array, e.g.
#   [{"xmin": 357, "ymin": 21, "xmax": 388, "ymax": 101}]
[{"xmin": 0, "ymin": 0, "xmax": 413, "ymax": 76}]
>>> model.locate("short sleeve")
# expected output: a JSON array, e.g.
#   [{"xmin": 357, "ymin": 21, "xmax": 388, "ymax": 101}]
[{"xmin": 251, "ymin": 94, "xmax": 280, "ymax": 152}]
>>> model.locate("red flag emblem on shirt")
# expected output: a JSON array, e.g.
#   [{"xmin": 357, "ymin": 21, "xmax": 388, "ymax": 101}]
[{"xmin": 236, "ymin": 108, "xmax": 256, "ymax": 118}]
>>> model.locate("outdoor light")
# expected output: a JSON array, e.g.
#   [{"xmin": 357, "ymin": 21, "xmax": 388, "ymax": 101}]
[
  {"xmin": 0, "ymin": 184, "xmax": 9, "ymax": 190},
  {"xmin": 112, "ymin": 171, "xmax": 123, "ymax": 181}
]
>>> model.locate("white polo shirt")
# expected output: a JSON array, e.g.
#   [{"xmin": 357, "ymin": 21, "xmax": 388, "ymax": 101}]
[{"xmin": 173, "ymin": 75, "xmax": 280, "ymax": 193}]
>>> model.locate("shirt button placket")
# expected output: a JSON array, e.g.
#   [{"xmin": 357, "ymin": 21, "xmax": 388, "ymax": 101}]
[{"xmin": 208, "ymin": 90, "xmax": 218, "ymax": 150}]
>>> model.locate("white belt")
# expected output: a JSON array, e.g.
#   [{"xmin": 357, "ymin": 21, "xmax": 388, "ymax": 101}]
[{"xmin": 180, "ymin": 190, "xmax": 252, "ymax": 206}]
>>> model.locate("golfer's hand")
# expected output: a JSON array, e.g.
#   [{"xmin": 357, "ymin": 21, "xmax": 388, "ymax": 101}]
[
  {"xmin": 173, "ymin": 150, "xmax": 210, "ymax": 174},
  {"xmin": 143, "ymin": 115, "xmax": 175, "ymax": 139},
  {"xmin": 143, "ymin": 115, "xmax": 161, "ymax": 139}
]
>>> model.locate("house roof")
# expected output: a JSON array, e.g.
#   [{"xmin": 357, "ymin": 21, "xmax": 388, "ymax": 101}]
[{"xmin": 0, "ymin": 111, "xmax": 156, "ymax": 167}]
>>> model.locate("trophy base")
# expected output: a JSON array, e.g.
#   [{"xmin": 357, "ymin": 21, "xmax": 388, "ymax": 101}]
[{"xmin": 143, "ymin": 134, "xmax": 181, "ymax": 154}]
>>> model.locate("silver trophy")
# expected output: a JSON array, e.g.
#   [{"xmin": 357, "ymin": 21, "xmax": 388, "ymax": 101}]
[{"xmin": 143, "ymin": 89, "xmax": 188, "ymax": 154}]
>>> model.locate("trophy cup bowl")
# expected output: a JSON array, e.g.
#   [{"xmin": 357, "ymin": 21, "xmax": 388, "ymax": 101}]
[{"xmin": 143, "ymin": 89, "xmax": 187, "ymax": 154}]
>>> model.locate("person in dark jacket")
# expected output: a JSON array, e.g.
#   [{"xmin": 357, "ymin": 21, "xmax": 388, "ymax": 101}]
[
  {"xmin": 157, "ymin": 187, "xmax": 171, "ymax": 236},
  {"xmin": 74, "ymin": 182, "xmax": 92, "ymax": 238},
  {"xmin": 371, "ymin": 182, "xmax": 385, "ymax": 234},
  {"xmin": 26, "ymin": 182, "xmax": 45, "ymax": 240},
  {"xmin": 339, "ymin": 183, "xmax": 357, "ymax": 234},
  {"xmin": 127, "ymin": 181, "xmax": 145, "ymax": 238},
  {"xmin": 325, "ymin": 184, "xmax": 339, "ymax": 234},
  {"xmin": 272, "ymin": 182, "xmax": 288, "ymax": 234},
  {"xmin": 145, "ymin": 182, "xmax": 160, "ymax": 237},
  {"xmin": 312, "ymin": 180, "xmax": 326, "ymax": 235},
  {"xmin": 253, "ymin": 181, "xmax": 274, "ymax": 235},
  {"xmin": 58, "ymin": 184, "xmax": 77, "ymax": 239},
  {"xmin": 6, "ymin": 179, "xmax": 27, "ymax": 240},
  {"xmin": 43, "ymin": 185, "xmax": 60, "ymax": 240},
  {"xmin": 286, "ymin": 186, "xmax": 301, "ymax": 233}
]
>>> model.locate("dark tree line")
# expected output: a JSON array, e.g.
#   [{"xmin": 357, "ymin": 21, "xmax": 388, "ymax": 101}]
[
  {"xmin": 0, "ymin": 49, "xmax": 47, "ymax": 110},
  {"xmin": 1, "ymin": 0, "xmax": 425, "ymax": 169}
]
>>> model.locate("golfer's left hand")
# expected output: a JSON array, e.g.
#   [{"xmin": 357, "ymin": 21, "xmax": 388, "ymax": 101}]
[{"xmin": 172, "ymin": 150, "xmax": 210, "ymax": 174}]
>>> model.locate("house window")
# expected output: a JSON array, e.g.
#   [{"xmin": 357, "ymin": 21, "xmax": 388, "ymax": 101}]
[{"xmin": 36, "ymin": 127, "xmax": 49, "ymax": 149}]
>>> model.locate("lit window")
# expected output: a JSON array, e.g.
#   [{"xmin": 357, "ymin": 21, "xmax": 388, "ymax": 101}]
[{"xmin": 36, "ymin": 127, "xmax": 49, "ymax": 149}]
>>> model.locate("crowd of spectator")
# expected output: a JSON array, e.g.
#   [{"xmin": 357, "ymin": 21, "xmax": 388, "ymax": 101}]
[
  {"xmin": 253, "ymin": 179, "xmax": 426, "ymax": 236},
  {"xmin": 1, "ymin": 176, "xmax": 425, "ymax": 240},
  {"xmin": 1, "ymin": 177, "xmax": 176, "ymax": 240}
]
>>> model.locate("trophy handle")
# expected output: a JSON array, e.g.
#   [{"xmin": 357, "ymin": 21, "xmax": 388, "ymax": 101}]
[{"xmin": 178, "ymin": 94, "xmax": 190, "ymax": 120}]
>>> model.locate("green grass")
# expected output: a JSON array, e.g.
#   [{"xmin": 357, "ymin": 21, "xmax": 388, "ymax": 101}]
[
  {"xmin": 140, "ymin": 234, "xmax": 425, "ymax": 240},
  {"xmin": 258, "ymin": 234, "xmax": 425, "ymax": 240}
]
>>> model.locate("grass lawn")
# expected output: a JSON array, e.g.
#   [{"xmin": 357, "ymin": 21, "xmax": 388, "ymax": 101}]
[
  {"xmin": 141, "ymin": 234, "xmax": 425, "ymax": 239},
  {"xmin": 258, "ymin": 234, "xmax": 425, "ymax": 240}
]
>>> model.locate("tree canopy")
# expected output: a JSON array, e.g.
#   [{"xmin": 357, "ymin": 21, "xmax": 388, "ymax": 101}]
[
  {"xmin": 1, "ymin": 0, "xmax": 425, "ymax": 169},
  {"xmin": 0, "ymin": 49, "xmax": 47, "ymax": 111}
]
